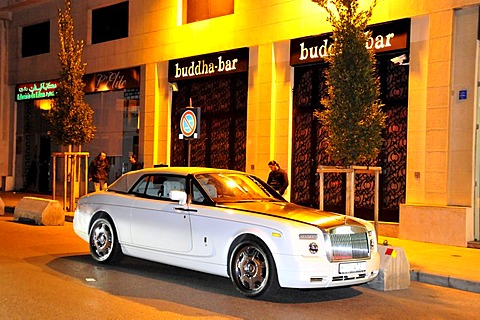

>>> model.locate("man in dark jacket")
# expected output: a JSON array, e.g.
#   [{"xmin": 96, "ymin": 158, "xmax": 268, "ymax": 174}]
[
  {"xmin": 89, "ymin": 151, "xmax": 110, "ymax": 192},
  {"xmin": 267, "ymin": 160, "xmax": 289, "ymax": 196},
  {"xmin": 129, "ymin": 154, "xmax": 143, "ymax": 171}
]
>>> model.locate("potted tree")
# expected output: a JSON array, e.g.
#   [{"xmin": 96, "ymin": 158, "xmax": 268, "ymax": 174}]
[
  {"xmin": 46, "ymin": 0, "xmax": 95, "ymax": 211},
  {"xmin": 312, "ymin": 0, "xmax": 385, "ymax": 226}
]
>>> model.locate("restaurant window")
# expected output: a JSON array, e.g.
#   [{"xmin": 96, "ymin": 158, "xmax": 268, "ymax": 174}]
[
  {"xmin": 185, "ymin": 0, "xmax": 233, "ymax": 23},
  {"xmin": 22, "ymin": 21, "xmax": 50, "ymax": 57},
  {"xmin": 91, "ymin": 1, "xmax": 129, "ymax": 44}
]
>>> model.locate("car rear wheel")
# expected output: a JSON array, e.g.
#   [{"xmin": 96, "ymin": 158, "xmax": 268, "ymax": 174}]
[
  {"xmin": 229, "ymin": 238, "xmax": 279, "ymax": 298},
  {"xmin": 89, "ymin": 217, "xmax": 124, "ymax": 264}
]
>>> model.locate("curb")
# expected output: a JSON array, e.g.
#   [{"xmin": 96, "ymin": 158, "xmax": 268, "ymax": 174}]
[{"xmin": 410, "ymin": 270, "xmax": 480, "ymax": 294}]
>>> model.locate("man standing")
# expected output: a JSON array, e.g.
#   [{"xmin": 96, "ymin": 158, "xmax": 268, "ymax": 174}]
[
  {"xmin": 129, "ymin": 154, "xmax": 143, "ymax": 171},
  {"xmin": 89, "ymin": 151, "xmax": 110, "ymax": 192},
  {"xmin": 267, "ymin": 160, "xmax": 289, "ymax": 196}
]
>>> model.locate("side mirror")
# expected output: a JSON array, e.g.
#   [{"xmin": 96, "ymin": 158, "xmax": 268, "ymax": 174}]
[{"xmin": 170, "ymin": 190, "xmax": 187, "ymax": 205}]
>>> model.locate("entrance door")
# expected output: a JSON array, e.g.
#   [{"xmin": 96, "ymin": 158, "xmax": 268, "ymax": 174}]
[
  {"xmin": 291, "ymin": 53, "xmax": 409, "ymax": 223},
  {"xmin": 38, "ymin": 136, "xmax": 51, "ymax": 192},
  {"xmin": 170, "ymin": 73, "xmax": 248, "ymax": 171}
]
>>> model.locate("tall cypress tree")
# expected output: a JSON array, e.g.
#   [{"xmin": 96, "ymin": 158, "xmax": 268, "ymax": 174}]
[
  {"xmin": 47, "ymin": 0, "xmax": 95, "ymax": 148},
  {"xmin": 312, "ymin": 0, "xmax": 385, "ymax": 165}
]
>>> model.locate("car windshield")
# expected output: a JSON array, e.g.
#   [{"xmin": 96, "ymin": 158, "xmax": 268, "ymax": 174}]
[{"xmin": 194, "ymin": 172, "xmax": 282, "ymax": 203}]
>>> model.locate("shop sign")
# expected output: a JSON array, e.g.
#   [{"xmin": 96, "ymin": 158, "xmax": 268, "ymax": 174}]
[
  {"xmin": 84, "ymin": 66, "xmax": 140, "ymax": 93},
  {"xmin": 290, "ymin": 18, "xmax": 410, "ymax": 66},
  {"xmin": 168, "ymin": 47, "xmax": 249, "ymax": 82},
  {"xmin": 15, "ymin": 80, "xmax": 59, "ymax": 101}
]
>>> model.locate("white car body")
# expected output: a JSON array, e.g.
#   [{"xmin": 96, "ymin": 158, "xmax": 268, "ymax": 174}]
[{"xmin": 73, "ymin": 167, "xmax": 380, "ymax": 297}]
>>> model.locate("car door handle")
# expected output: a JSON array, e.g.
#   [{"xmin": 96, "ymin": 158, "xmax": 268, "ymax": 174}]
[{"xmin": 175, "ymin": 207, "xmax": 197, "ymax": 212}]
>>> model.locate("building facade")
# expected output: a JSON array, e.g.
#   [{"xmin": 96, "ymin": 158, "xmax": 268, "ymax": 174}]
[{"xmin": 0, "ymin": 0, "xmax": 479, "ymax": 246}]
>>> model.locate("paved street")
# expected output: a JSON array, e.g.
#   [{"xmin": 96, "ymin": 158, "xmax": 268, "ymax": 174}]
[{"xmin": 1, "ymin": 215, "xmax": 479, "ymax": 320}]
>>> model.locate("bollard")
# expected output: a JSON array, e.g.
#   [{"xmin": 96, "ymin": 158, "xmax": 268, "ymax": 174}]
[{"xmin": 366, "ymin": 244, "xmax": 410, "ymax": 291}]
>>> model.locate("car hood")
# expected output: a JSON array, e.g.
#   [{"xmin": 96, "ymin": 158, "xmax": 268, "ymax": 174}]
[{"xmin": 218, "ymin": 201, "xmax": 365, "ymax": 230}]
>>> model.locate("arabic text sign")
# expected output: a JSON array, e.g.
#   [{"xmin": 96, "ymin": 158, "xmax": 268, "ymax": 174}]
[{"xmin": 15, "ymin": 80, "xmax": 59, "ymax": 101}]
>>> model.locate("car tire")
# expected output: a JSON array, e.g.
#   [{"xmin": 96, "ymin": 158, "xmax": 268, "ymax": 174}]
[
  {"xmin": 89, "ymin": 216, "xmax": 124, "ymax": 264},
  {"xmin": 229, "ymin": 237, "xmax": 280, "ymax": 298}
]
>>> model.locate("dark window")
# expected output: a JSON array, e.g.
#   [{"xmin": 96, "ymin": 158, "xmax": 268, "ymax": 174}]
[
  {"xmin": 92, "ymin": 1, "xmax": 129, "ymax": 44},
  {"xmin": 186, "ymin": 0, "xmax": 234, "ymax": 23},
  {"xmin": 22, "ymin": 21, "xmax": 50, "ymax": 57}
]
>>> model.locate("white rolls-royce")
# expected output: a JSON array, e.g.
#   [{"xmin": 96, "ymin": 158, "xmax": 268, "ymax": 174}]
[{"xmin": 73, "ymin": 167, "xmax": 380, "ymax": 298}]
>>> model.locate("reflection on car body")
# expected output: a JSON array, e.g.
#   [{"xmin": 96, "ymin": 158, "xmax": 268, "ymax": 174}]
[{"xmin": 73, "ymin": 167, "xmax": 380, "ymax": 298}]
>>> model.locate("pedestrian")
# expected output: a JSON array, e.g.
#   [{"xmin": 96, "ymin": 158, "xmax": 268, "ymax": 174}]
[
  {"xmin": 267, "ymin": 160, "xmax": 289, "ymax": 196},
  {"xmin": 129, "ymin": 154, "xmax": 143, "ymax": 171},
  {"xmin": 89, "ymin": 151, "xmax": 110, "ymax": 192}
]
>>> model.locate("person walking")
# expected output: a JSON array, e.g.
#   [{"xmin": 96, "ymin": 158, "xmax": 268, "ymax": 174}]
[
  {"xmin": 89, "ymin": 151, "xmax": 110, "ymax": 192},
  {"xmin": 267, "ymin": 160, "xmax": 289, "ymax": 196}
]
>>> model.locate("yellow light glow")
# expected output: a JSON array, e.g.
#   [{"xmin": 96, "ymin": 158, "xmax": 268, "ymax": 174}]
[{"xmin": 35, "ymin": 99, "xmax": 53, "ymax": 111}]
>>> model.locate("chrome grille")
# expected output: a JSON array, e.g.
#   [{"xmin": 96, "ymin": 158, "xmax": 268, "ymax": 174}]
[{"xmin": 329, "ymin": 231, "xmax": 370, "ymax": 261}]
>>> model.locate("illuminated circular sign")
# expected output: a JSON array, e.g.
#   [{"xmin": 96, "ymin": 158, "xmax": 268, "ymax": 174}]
[{"xmin": 180, "ymin": 109, "xmax": 197, "ymax": 138}]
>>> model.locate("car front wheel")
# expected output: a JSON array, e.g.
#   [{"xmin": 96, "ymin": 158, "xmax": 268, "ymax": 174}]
[
  {"xmin": 229, "ymin": 238, "xmax": 279, "ymax": 298},
  {"xmin": 89, "ymin": 217, "xmax": 124, "ymax": 264}
]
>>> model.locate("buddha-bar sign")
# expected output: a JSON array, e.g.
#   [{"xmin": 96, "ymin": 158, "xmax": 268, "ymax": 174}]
[
  {"xmin": 290, "ymin": 18, "xmax": 410, "ymax": 66},
  {"xmin": 84, "ymin": 66, "xmax": 140, "ymax": 93},
  {"xmin": 168, "ymin": 47, "xmax": 249, "ymax": 82},
  {"xmin": 15, "ymin": 80, "xmax": 59, "ymax": 101}
]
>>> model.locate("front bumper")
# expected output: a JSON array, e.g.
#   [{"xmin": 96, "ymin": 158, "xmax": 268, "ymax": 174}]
[{"xmin": 274, "ymin": 251, "xmax": 380, "ymax": 289}]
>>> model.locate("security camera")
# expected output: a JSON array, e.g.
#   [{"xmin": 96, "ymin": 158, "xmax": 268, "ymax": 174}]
[{"xmin": 390, "ymin": 54, "xmax": 408, "ymax": 65}]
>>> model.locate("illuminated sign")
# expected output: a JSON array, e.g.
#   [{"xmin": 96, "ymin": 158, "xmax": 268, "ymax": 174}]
[
  {"xmin": 168, "ymin": 48, "xmax": 249, "ymax": 82},
  {"xmin": 15, "ymin": 80, "xmax": 59, "ymax": 101},
  {"xmin": 16, "ymin": 67, "xmax": 141, "ymax": 101},
  {"xmin": 84, "ymin": 67, "xmax": 140, "ymax": 93},
  {"xmin": 290, "ymin": 18, "xmax": 410, "ymax": 66}
]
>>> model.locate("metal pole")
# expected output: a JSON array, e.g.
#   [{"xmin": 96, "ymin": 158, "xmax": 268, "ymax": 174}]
[
  {"xmin": 187, "ymin": 139, "xmax": 191, "ymax": 166},
  {"xmin": 52, "ymin": 154, "xmax": 56, "ymax": 200},
  {"xmin": 63, "ymin": 155, "xmax": 67, "ymax": 211},
  {"xmin": 319, "ymin": 171, "xmax": 324, "ymax": 211},
  {"xmin": 374, "ymin": 170, "xmax": 380, "ymax": 240}
]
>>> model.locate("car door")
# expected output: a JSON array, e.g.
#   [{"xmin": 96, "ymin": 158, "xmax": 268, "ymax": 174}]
[{"xmin": 129, "ymin": 174, "xmax": 193, "ymax": 252}]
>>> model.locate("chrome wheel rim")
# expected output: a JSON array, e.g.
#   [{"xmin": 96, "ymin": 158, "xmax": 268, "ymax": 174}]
[
  {"xmin": 234, "ymin": 245, "xmax": 268, "ymax": 293},
  {"xmin": 90, "ymin": 220, "xmax": 113, "ymax": 261}
]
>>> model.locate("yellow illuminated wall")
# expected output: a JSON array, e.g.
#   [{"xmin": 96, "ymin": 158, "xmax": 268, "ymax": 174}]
[{"xmin": 5, "ymin": 0, "xmax": 480, "ymax": 243}]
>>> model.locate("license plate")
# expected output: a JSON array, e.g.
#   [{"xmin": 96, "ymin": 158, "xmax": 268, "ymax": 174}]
[{"xmin": 339, "ymin": 262, "xmax": 366, "ymax": 274}]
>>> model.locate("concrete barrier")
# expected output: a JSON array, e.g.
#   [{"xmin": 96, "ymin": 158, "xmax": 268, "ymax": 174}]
[
  {"xmin": 13, "ymin": 197, "xmax": 65, "ymax": 226},
  {"xmin": 0, "ymin": 196, "xmax": 4, "ymax": 215},
  {"xmin": 366, "ymin": 244, "xmax": 410, "ymax": 291}
]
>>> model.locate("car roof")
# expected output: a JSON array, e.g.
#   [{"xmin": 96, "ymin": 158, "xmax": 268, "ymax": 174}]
[{"xmin": 108, "ymin": 166, "xmax": 247, "ymax": 193}]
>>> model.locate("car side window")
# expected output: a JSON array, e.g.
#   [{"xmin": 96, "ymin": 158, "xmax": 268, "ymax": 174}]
[
  {"xmin": 131, "ymin": 175, "xmax": 185, "ymax": 200},
  {"xmin": 192, "ymin": 183, "xmax": 205, "ymax": 203},
  {"xmin": 131, "ymin": 176, "xmax": 150, "ymax": 195}
]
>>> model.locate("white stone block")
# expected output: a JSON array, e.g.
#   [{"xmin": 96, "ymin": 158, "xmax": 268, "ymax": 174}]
[
  {"xmin": 13, "ymin": 197, "xmax": 65, "ymax": 226},
  {"xmin": 366, "ymin": 244, "xmax": 410, "ymax": 291}
]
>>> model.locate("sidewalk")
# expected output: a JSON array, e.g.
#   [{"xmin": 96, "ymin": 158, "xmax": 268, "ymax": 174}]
[{"xmin": 1, "ymin": 191, "xmax": 479, "ymax": 294}]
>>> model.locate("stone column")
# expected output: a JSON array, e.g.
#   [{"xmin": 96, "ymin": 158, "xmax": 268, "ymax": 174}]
[{"xmin": 0, "ymin": 11, "xmax": 13, "ymax": 191}]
